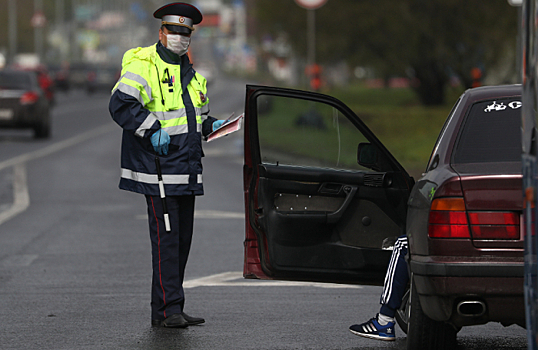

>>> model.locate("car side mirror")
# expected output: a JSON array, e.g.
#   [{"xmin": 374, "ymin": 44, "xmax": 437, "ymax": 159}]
[{"xmin": 357, "ymin": 143, "xmax": 378, "ymax": 167}]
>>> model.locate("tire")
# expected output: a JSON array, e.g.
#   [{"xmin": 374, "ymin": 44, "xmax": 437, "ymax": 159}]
[
  {"xmin": 406, "ymin": 275, "xmax": 457, "ymax": 350},
  {"xmin": 34, "ymin": 111, "xmax": 50, "ymax": 139},
  {"xmin": 395, "ymin": 288, "xmax": 410, "ymax": 334}
]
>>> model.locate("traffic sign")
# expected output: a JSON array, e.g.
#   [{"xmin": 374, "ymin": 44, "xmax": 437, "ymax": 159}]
[{"xmin": 294, "ymin": 0, "xmax": 328, "ymax": 10}]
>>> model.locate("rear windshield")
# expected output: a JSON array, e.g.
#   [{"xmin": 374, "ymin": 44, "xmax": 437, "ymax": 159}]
[
  {"xmin": 0, "ymin": 71, "xmax": 33, "ymax": 90},
  {"xmin": 453, "ymin": 97, "xmax": 521, "ymax": 164}
]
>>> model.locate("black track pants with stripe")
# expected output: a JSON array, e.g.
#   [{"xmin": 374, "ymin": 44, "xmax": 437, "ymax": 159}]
[{"xmin": 379, "ymin": 235, "xmax": 409, "ymax": 318}]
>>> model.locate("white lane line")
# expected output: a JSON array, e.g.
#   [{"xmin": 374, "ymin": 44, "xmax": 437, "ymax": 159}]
[
  {"xmin": 184, "ymin": 271, "xmax": 361, "ymax": 289},
  {"xmin": 195, "ymin": 210, "xmax": 244, "ymax": 219},
  {"xmin": 0, "ymin": 254, "xmax": 38, "ymax": 267},
  {"xmin": 136, "ymin": 210, "xmax": 244, "ymax": 220},
  {"xmin": 0, "ymin": 123, "xmax": 116, "ymax": 172},
  {"xmin": 0, "ymin": 123, "xmax": 117, "ymax": 226},
  {"xmin": 0, "ymin": 163, "xmax": 29, "ymax": 226}
]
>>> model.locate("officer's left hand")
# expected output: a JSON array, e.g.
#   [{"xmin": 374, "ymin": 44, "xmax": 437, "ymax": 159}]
[
  {"xmin": 212, "ymin": 120, "xmax": 225, "ymax": 131},
  {"xmin": 151, "ymin": 129, "xmax": 171, "ymax": 155}
]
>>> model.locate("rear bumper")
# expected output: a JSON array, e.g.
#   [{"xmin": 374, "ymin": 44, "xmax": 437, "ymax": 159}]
[
  {"xmin": 410, "ymin": 257, "xmax": 524, "ymax": 328},
  {"xmin": 409, "ymin": 259, "xmax": 524, "ymax": 277}
]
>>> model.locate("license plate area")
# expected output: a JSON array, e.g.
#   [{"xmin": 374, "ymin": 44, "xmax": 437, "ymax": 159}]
[{"xmin": 0, "ymin": 109, "xmax": 14, "ymax": 120}]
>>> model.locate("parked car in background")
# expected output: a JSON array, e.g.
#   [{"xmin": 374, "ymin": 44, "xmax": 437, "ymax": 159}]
[
  {"xmin": 86, "ymin": 64, "xmax": 120, "ymax": 94},
  {"xmin": 242, "ymin": 84, "xmax": 523, "ymax": 350},
  {"xmin": 194, "ymin": 60, "xmax": 217, "ymax": 86},
  {"xmin": 10, "ymin": 62, "xmax": 55, "ymax": 107},
  {"xmin": 49, "ymin": 63, "xmax": 71, "ymax": 92},
  {"xmin": 0, "ymin": 70, "xmax": 51, "ymax": 138},
  {"xmin": 69, "ymin": 62, "xmax": 92, "ymax": 90}
]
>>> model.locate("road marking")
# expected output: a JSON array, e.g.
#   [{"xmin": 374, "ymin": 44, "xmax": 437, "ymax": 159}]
[
  {"xmin": 195, "ymin": 210, "xmax": 244, "ymax": 219},
  {"xmin": 0, "ymin": 254, "xmax": 38, "ymax": 267},
  {"xmin": 0, "ymin": 123, "xmax": 117, "ymax": 226},
  {"xmin": 183, "ymin": 271, "xmax": 362, "ymax": 289},
  {"xmin": 0, "ymin": 123, "xmax": 116, "ymax": 172},
  {"xmin": 136, "ymin": 210, "xmax": 244, "ymax": 220},
  {"xmin": 0, "ymin": 163, "xmax": 29, "ymax": 226}
]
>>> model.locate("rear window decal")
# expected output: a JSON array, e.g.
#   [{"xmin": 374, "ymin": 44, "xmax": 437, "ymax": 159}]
[
  {"xmin": 484, "ymin": 100, "xmax": 521, "ymax": 112},
  {"xmin": 508, "ymin": 101, "xmax": 522, "ymax": 109},
  {"xmin": 484, "ymin": 101, "xmax": 507, "ymax": 112}
]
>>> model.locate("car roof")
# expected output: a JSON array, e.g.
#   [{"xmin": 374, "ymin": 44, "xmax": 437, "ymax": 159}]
[
  {"xmin": 0, "ymin": 69, "xmax": 38, "ymax": 89},
  {"xmin": 463, "ymin": 84, "xmax": 521, "ymax": 101}
]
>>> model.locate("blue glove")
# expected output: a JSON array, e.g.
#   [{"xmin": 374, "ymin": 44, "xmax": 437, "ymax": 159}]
[
  {"xmin": 150, "ymin": 129, "xmax": 170, "ymax": 155},
  {"xmin": 212, "ymin": 120, "xmax": 225, "ymax": 131}
]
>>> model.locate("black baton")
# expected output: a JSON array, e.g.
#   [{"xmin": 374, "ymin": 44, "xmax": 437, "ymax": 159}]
[{"xmin": 155, "ymin": 156, "xmax": 171, "ymax": 232}]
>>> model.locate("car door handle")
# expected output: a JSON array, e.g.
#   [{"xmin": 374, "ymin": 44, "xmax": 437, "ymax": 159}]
[{"xmin": 326, "ymin": 185, "xmax": 357, "ymax": 224}]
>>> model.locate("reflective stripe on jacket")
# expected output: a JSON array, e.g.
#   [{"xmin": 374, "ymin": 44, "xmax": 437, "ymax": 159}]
[{"xmin": 109, "ymin": 43, "xmax": 214, "ymax": 196}]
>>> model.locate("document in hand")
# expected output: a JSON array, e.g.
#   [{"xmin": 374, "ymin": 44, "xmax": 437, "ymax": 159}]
[{"xmin": 207, "ymin": 113, "xmax": 244, "ymax": 142}]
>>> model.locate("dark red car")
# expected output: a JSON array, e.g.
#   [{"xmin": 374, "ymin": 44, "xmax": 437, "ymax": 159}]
[{"xmin": 242, "ymin": 84, "xmax": 523, "ymax": 350}]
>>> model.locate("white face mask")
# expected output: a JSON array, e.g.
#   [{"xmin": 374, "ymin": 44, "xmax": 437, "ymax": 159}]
[{"xmin": 163, "ymin": 32, "xmax": 191, "ymax": 56}]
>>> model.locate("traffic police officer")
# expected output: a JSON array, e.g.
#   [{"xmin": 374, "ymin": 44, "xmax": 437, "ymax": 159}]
[{"xmin": 109, "ymin": 2, "xmax": 224, "ymax": 328}]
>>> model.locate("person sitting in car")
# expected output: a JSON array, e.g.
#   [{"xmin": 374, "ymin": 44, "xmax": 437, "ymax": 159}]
[{"xmin": 349, "ymin": 235, "xmax": 408, "ymax": 341}]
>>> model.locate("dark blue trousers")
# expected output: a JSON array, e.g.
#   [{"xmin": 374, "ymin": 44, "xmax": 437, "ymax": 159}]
[
  {"xmin": 379, "ymin": 235, "xmax": 409, "ymax": 318},
  {"xmin": 145, "ymin": 195, "xmax": 195, "ymax": 321}
]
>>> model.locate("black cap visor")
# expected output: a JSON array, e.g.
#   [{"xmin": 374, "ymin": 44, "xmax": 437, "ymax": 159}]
[{"xmin": 163, "ymin": 24, "xmax": 192, "ymax": 35}]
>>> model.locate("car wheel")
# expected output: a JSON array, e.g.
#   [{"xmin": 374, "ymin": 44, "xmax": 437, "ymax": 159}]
[
  {"xmin": 395, "ymin": 287, "xmax": 410, "ymax": 334},
  {"xmin": 406, "ymin": 275, "xmax": 457, "ymax": 350},
  {"xmin": 34, "ymin": 112, "xmax": 50, "ymax": 139}
]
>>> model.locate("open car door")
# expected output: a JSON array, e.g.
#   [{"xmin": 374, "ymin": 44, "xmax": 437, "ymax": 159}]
[{"xmin": 243, "ymin": 85, "xmax": 414, "ymax": 285}]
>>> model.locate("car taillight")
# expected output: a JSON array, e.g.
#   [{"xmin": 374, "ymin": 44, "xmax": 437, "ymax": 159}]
[
  {"xmin": 20, "ymin": 91, "xmax": 39, "ymax": 105},
  {"xmin": 428, "ymin": 197, "xmax": 520, "ymax": 240},
  {"xmin": 468, "ymin": 212, "xmax": 520, "ymax": 239},
  {"xmin": 428, "ymin": 198, "xmax": 470, "ymax": 238}
]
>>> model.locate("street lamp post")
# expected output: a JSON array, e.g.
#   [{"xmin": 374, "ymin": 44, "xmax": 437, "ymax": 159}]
[
  {"xmin": 294, "ymin": 0, "xmax": 327, "ymax": 91},
  {"xmin": 34, "ymin": 0, "xmax": 45, "ymax": 61},
  {"xmin": 8, "ymin": 0, "xmax": 17, "ymax": 62},
  {"xmin": 56, "ymin": 0, "xmax": 66, "ymax": 61}
]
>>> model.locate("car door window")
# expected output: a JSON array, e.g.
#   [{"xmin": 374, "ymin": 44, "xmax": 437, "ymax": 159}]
[
  {"xmin": 256, "ymin": 94, "xmax": 373, "ymax": 172},
  {"xmin": 244, "ymin": 85, "xmax": 413, "ymax": 284}
]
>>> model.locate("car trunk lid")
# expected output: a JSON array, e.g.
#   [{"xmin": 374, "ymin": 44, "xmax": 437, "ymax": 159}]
[{"xmin": 453, "ymin": 162, "xmax": 523, "ymax": 249}]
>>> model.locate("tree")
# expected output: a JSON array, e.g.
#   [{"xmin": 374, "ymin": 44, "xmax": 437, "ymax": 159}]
[{"xmin": 252, "ymin": 0, "xmax": 518, "ymax": 105}]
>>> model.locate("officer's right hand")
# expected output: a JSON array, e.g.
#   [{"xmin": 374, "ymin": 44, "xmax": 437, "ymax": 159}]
[
  {"xmin": 212, "ymin": 119, "xmax": 225, "ymax": 131},
  {"xmin": 150, "ymin": 129, "xmax": 170, "ymax": 155}
]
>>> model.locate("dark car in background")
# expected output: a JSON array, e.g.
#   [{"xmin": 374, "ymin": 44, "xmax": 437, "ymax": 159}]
[
  {"xmin": 86, "ymin": 64, "xmax": 120, "ymax": 94},
  {"xmin": 69, "ymin": 62, "xmax": 91, "ymax": 90},
  {"xmin": 11, "ymin": 64, "xmax": 55, "ymax": 107},
  {"xmin": 242, "ymin": 84, "xmax": 523, "ymax": 350},
  {"xmin": 0, "ymin": 70, "xmax": 51, "ymax": 138},
  {"xmin": 49, "ymin": 63, "xmax": 71, "ymax": 92}
]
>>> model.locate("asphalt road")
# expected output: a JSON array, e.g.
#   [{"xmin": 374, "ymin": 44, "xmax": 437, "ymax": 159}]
[{"xmin": 0, "ymin": 77, "xmax": 528, "ymax": 350}]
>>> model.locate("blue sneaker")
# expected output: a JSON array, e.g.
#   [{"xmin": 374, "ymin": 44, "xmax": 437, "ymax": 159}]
[{"xmin": 349, "ymin": 314, "xmax": 396, "ymax": 341}]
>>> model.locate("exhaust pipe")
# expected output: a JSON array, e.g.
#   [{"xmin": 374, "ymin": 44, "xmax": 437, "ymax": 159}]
[{"xmin": 456, "ymin": 300, "xmax": 486, "ymax": 317}]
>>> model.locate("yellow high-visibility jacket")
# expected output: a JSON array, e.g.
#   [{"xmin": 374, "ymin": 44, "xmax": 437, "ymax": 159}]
[{"xmin": 109, "ymin": 42, "xmax": 215, "ymax": 196}]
